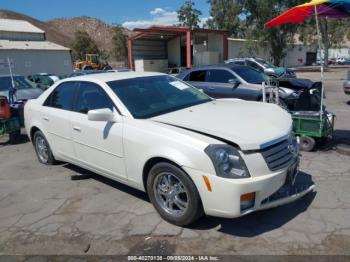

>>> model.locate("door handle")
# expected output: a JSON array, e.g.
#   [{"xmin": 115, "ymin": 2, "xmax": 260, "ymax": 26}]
[
  {"xmin": 43, "ymin": 116, "xmax": 49, "ymax": 121},
  {"xmin": 73, "ymin": 126, "xmax": 81, "ymax": 132}
]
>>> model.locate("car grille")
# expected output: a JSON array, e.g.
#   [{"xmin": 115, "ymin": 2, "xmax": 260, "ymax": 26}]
[{"xmin": 261, "ymin": 139, "xmax": 296, "ymax": 171}]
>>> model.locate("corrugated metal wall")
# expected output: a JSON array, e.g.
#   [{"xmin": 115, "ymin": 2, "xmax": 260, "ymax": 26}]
[
  {"xmin": 133, "ymin": 40, "xmax": 167, "ymax": 60},
  {"xmin": 0, "ymin": 31, "xmax": 45, "ymax": 41},
  {"xmin": 0, "ymin": 50, "xmax": 72, "ymax": 76}
]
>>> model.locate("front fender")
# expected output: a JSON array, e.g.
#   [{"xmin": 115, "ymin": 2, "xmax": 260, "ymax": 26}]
[{"xmin": 122, "ymin": 121, "xmax": 217, "ymax": 191}]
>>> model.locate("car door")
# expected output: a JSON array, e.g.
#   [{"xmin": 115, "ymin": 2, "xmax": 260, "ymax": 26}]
[
  {"xmin": 70, "ymin": 81, "xmax": 126, "ymax": 180},
  {"xmin": 42, "ymin": 82, "xmax": 77, "ymax": 161}
]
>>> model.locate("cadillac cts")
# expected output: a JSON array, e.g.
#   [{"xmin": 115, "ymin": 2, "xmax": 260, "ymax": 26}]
[{"xmin": 24, "ymin": 72, "xmax": 314, "ymax": 226}]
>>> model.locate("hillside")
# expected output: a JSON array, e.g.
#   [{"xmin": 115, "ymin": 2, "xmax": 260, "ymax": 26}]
[
  {"xmin": 47, "ymin": 16, "xmax": 131, "ymax": 54},
  {"xmin": 0, "ymin": 10, "xmax": 131, "ymax": 61}
]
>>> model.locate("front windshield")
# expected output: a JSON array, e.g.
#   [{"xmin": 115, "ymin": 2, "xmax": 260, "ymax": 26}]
[
  {"xmin": 232, "ymin": 67, "xmax": 268, "ymax": 84},
  {"xmin": 256, "ymin": 58, "xmax": 275, "ymax": 69},
  {"xmin": 108, "ymin": 75, "xmax": 211, "ymax": 119},
  {"xmin": 0, "ymin": 76, "xmax": 34, "ymax": 91}
]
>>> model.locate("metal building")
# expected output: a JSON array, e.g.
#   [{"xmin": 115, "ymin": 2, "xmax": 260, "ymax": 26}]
[
  {"xmin": 0, "ymin": 18, "xmax": 72, "ymax": 76},
  {"xmin": 128, "ymin": 26, "xmax": 228, "ymax": 73}
]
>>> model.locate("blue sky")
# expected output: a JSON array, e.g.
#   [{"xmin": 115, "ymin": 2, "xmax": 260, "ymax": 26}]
[{"xmin": 1, "ymin": 0, "xmax": 210, "ymax": 29}]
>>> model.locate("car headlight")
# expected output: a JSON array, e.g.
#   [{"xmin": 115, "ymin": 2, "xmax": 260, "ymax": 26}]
[{"xmin": 205, "ymin": 145, "xmax": 250, "ymax": 179}]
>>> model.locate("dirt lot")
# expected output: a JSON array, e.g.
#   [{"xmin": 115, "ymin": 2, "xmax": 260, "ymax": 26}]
[{"xmin": 0, "ymin": 68, "xmax": 349, "ymax": 256}]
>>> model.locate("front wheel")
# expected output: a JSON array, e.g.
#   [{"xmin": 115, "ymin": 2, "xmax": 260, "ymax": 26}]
[
  {"xmin": 147, "ymin": 162, "xmax": 203, "ymax": 226},
  {"xmin": 33, "ymin": 130, "xmax": 56, "ymax": 165}
]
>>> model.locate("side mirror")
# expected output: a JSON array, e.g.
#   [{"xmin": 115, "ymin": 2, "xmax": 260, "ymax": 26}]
[
  {"xmin": 228, "ymin": 79, "xmax": 240, "ymax": 88},
  {"xmin": 88, "ymin": 108, "xmax": 118, "ymax": 122}
]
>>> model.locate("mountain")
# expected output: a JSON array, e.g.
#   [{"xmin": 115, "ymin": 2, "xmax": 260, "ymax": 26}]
[
  {"xmin": 0, "ymin": 10, "xmax": 131, "ymax": 62},
  {"xmin": 47, "ymin": 17, "xmax": 131, "ymax": 55}
]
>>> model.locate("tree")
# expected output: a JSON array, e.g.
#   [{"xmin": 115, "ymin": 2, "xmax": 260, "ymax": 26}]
[
  {"xmin": 177, "ymin": 0, "xmax": 202, "ymax": 28},
  {"xmin": 71, "ymin": 30, "xmax": 99, "ymax": 61},
  {"xmin": 206, "ymin": 0, "xmax": 242, "ymax": 37},
  {"xmin": 238, "ymin": 0, "xmax": 303, "ymax": 65},
  {"xmin": 299, "ymin": 18, "xmax": 349, "ymax": 66},
  {"xmin": 111, "ymin": 24, "xmax": 128, "ymax": 63}
]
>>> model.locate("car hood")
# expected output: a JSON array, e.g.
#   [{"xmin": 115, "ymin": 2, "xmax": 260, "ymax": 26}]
[
  {"xmin": 152, "ymin": 99, "xmax": 292, "ymax": 150},
  {"xmin": 0, "ymin": 88, "xmax": 43, "ymax": 100},
  {"xmin": 248, "ymin": 83, "xmax": 295, "ymax": 97}
]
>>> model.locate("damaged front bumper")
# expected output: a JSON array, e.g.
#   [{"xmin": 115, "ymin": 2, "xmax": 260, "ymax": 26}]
[{"xmin": 258, "ymin": 179, "xmax": 315, "ymax": 211}]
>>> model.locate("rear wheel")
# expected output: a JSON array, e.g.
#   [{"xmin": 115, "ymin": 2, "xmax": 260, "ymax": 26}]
[
  {"xmin": 147, "ymin": 162, "xmax": 203, "ymax": 226},
  {"xmin": 299, "ymin": 136, "xmax": 316, "ymax": 152},
  {"xmin": 33, "ymin": 131, "xmax": 56, "ymax": 165}
]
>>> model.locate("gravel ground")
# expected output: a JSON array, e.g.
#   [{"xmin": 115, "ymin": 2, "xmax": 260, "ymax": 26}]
[{"xmin": 0, "ymin": 68, "xmax": 349, "ymax": 256}]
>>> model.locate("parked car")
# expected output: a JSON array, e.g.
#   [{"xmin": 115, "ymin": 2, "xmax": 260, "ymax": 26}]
[
  {"xmin": 337, "ymin": 58, "xmax": 350, "ymax": 65},
  {"xmin": 343, "ymin": 80, "xmax": 350, "ymax": 95},
  {"xmin": 59, "ymin": 70, "xmax": 108, "ymax": 80},
  {"xmin": 225, "ymin": 58, "xmax": 296, "ymax": 78},
  {"xmin": 0, "ymin": 74, "xmax": 43, "ymax": 101},
  {"xmin": 25, "ymin": 72, "xmax": 314, "ymax": 226},
  {"xmin": 27, "ymin": 73, "xmax": 60, "ymax": 89},
  {"xmin": 107, "ymin": 67, "xmax": 130, "ymax": 73},
  {"xmin": 177, "ymin": 65, "xmax": 297, "ymax": 108}
]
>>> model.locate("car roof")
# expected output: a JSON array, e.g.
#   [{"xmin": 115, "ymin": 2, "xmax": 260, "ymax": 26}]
[
  {"xmin": 62, "ymin": 71, "xmax": 166, "ymax": 83},
  {"xmin": 0, "ymin": 74, "xmax": 22, "ymax": 78},
  {"xmin": 186, "ymin": 64, "xmax": 249, "ymax": 71}
]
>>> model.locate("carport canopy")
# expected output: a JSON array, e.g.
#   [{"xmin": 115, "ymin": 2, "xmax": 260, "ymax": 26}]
[{"xmin": 128, "ymin": 25, "xmax": 228, "ymax": 70}]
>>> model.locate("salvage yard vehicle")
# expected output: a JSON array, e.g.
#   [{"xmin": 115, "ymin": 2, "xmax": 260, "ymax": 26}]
[
  {"xmin": 177, "ymin": 65, "xmax": 297, "ymax": 108},
  {"xmin": 225, "ymin": 58, "xmax": 296, "ymax": 78},
  {"xmin": 25, "ymin": 72, "xmax": 314, "ymax": 226},
  {"xmin": 0, "ymin": 75, "xmax": 43, "ymax": 101},
  {"xmin": 74, "ymin": 54, "xmax": 112, "ymax": 71},
  {"xmin": 27, "ymin": 73, "xmax": 59, "ymax": 89}
]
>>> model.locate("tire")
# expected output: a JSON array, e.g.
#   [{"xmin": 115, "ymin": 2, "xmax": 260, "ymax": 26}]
[
  {"xmin": 147, "ymin": 162, "xmax": 203, "ymax": 226},
  {"xmin": 33, "ymin": 130, "xmax": 56, "ymax": 165},
  {"xmin": 9, "ymin": 130, "xmax": 21, "ymax": 144},
  {"xmin": 103, "ymin": 65, "xmax": 112, "ymax": 70},
  {"xmin": 82, "ymin": 65, "xmax": 93, "ymax": 70},
  {"xmin": 299, "ymin": 136, "xmax": 316, "ymax": 152}
]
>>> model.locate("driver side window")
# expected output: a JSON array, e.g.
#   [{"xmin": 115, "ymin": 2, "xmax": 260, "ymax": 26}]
[{"xmin": 73, "ymin": 82, "xmax": 115, "ymax": 114}]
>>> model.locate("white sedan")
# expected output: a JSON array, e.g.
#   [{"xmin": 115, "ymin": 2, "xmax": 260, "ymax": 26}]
[{"xmin": 24, "ymin": 72, "xmax": 314, "ymax": 226}]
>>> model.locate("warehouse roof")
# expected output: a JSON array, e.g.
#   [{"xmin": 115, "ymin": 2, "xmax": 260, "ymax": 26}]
[
  {"xmin": 0, "ymin": 18, "xmax": 44, "ymax": 34},
  {"xmin": 0, "ymin": 40, "xmax": 70, "ymax": 51}
]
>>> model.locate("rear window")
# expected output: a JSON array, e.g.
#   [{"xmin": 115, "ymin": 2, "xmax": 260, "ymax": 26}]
[{"xmin": 207, "ymin": 70, "xmax": 235, "ymax": 83}]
